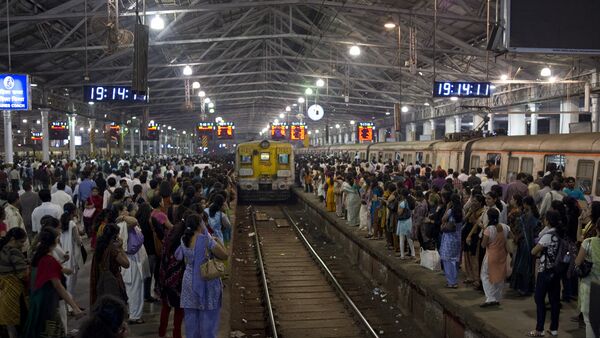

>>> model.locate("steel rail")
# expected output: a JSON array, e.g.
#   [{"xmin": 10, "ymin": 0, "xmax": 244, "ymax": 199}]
[
  {"xmin": 250, "ymin": 207, "xmax": 278, "ymax": 338},
  {"xmin": 281, "ymin": 207, "xmax": 379, "ymax": 338}
]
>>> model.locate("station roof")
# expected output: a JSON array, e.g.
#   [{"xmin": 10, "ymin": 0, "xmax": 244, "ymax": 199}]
[{"xmin": 1, "ymin": 0, "xmax": 596, "ymax": 135}]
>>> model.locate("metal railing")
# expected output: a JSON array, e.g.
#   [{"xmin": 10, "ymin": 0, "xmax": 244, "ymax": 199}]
[
  {"xmin": 250, "ymin": 207, "xmax": 278, "ymax": 338},
  {"xmin": 281, "ymin": 207, "xmax": 380, "ymax": 338}
]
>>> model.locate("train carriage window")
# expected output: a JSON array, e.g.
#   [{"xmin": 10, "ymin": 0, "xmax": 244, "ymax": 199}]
[
  {"xmin": 425, "ymin": 154, "xmax": 430, "ymax": 165},
  {"xmin": 520, "ymin": 158, "xmax": 534, "ymax": 175},
  {"xmin": 240, "ymin": 155, "xmax": 252, "ymax": 164},
  {"xmin": 577, "ymin": 160, "xmax": 595, "ymax": 194},
  {"xmin": 278, "ymin": 154, "xmax": 289, "ymax": 164},
  {"xmin": 487, "ymin": 153, "xmax": 501, "ymax": 166},
  {"xmin": 507, "ymin": 157, "xmax": 520, "ymax": 182},
  {"xmin": 544, "ymin": 154, "xmax": 566, "ymax": 172},
  {"xmin": 470, "ymin": 155, "xmax": 480, "ymax": 170},
  {"xmin": 260, "ymin": 152, "xmax": 270, "ymax": 161},
  {"xmin": 416, "ymin": 152, "xmax": 423, "ymax": 164},
  {"xmin": 395, "ymin": 152, "xmax": 401, "ymax": 161}
]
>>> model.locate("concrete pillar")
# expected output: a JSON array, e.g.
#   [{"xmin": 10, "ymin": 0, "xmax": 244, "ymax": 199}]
[
  {"xmin": 3, "ymin": 111, "xmax": 13, "ymax": 164},
  {"xmin": 158, "ymin": 132, "xmax": 163, "ymax": 155},
  {"xmin": 351, "ymin": 132, "xmax": 356, "ymax": 143},
  {"xmin": 68, "ymin": 114, "xmax": 76, "ymax": 160},
  {"xmin": 454, "ymin": 116, "xmax": 462, "ymax": 132},
  {"xmin": 473, "ymin": 114, "xmax": 484, "ymax": 130},
  {"xmin": 508, "ymin": 106, "xmax": 526, "ymax": 136},
  {"xmin": 560, "ymin": 99, "xmax": 579, "ymax": 134},
  {"xmin": 591, "ymin": 94, "xmax": 599, "ymax": 132},
  {"xmin": 406, "ymin": 123, "xmax": 416, "ymax": 141},
  {"xmin": 40, "ymin": 108, "xmax": 50, "ymax": 162},
  {"xmin": 549, "ymin": 118, "xmax": 559, "ymax": 134},
  {"xmin": 487, "ymin": 113, "xmax": 494, "ymax": 132},
  {"xmin": 445, "ymin": 117, "xmax": 455, "ymax": 135},
  {"xmin": 129, "ymin": 127, "xmax": 135, "ymax": 156},
  {"xmin": 429, "ymin": 119, "xmax": 436, "ymax": 139},
  {"xmin": 530, "ymin": 113, "xmax": 539, "ymax": 135},
  {"xmin": 422, "ymin": 120, "xmax": 432, "ymax": 140},
  {"xmin": 89, "ymin": 119, "xmax": 96, "ymax": 156},
  {"xmin": 377, "ymin": 127, "xmax": 386, "ymax": 142},
  {"xmin": 139, "ymin": 132, "xmax": 144, "ymax": 154}
]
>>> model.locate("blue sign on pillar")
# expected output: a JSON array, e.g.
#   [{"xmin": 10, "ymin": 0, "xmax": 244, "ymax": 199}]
[{"xmin": 0, "ymin": 74, "xmax": 31, "ymax": 111}]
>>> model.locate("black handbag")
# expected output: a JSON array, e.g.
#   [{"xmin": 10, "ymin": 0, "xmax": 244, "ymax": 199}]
[{"xmin": 575, "ymin": 260, "xmax": 593, "ymax": 278}]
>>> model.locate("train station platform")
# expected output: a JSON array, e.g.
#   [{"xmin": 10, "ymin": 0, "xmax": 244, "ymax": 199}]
[{"xmin": 292, "ymin": 188, "xmax": 586, "ymax": 338}]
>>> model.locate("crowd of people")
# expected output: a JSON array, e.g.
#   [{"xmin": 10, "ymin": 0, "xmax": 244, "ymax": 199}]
[
  {"xmin": 297, "ymin": 155, "xmax": 599, "ymax": 338},
  {"xmin": 0, "ymin": 155, "xmax": 236, "ymax": 338}
]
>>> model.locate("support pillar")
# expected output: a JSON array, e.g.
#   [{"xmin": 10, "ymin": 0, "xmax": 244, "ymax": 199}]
[
  {"xmin": 68, "ymin": 114, "xmax": 76, "ymax": 160},
  {"xmin": 591, "ymin": 94, "xmax": 599, "ymax": 132},
  {"xmin": 89, "ymin": 119, "xmax": 96, "ymax": 156},
  {"xmin": 130, "ymin": 127, "xmax": 135, "ymax": 156},
  {"xmin": 508, "ymin": 106, "xmax": 526, "ymax": 136},
  {"xmin": 560, "ymin": 99, "xmax": 579, "ymax": 134},
  {"xmin": 422, "ymin": 120, "xmax": 433, "ymax": 140},
  {"xmin": 444, "ymin": 117, "xmax": 455, "ymax": 136},
  {"xmin": 351, "ymin": 132, "xmax": 356, "ymax": 143},
  {"xmin": 378, "ymin": 127, "xmax": 387, "ymax": 142},
  {"xmin": 549, "ymin": 118, "xmax": 559, "ymax": 134},
  {"xmin": 487, "ymin": 113, "xmax": 495, "ymax": 132},
  {"xmin": 406, "ymin": 123, "xmax": 416, "ymax": 141},
  {"xmin": 3, "ymin": 111, "xmax": 13, "ymax": 164},
  {"xmin": 530, "ymin": 113, "xmax": 539, "ymax": 135},
  {"xmin": 454, "ymin": 116, "xmax": 462, "ymax": 132},
  {"xmin": 40, "ymin": 108, "xmax": 50, "ymax": 162},
  {"xmin": 158, "ymin": 132, "xmax": 163, "ymax": 155}
]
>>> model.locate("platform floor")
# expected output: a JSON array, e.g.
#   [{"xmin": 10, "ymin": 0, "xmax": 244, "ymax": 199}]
[{"xmin": 293, "ymin": 188, "xmax": 586, "ymax": 338}]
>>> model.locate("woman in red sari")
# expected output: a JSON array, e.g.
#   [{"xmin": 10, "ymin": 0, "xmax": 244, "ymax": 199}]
[
  {"xmin": 85, "ymin": 187, "xmax": 103, "ymax": 248},
  {"xmin": 22, "ymin": 228, "xmax": 85, "ymax": 338}
]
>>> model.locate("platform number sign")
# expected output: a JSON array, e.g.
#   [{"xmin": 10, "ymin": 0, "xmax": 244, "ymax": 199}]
[
  {"xmin": 197, "ymin": 122, "xmax": 215, "ymax": 140},
  {"xmin": 216, "ymin": 122, "xmax": 234, "ymax": 140},
  {"xmin": 357, "ymin": 122, "xmax": 374, "ymax": 142},
  {"xmin": 270, "ymin": 122, "xmax": 288, "ymax": 140},
  {"xmin": 290, "ymin": 123, "xmax": 306, "ymax": 141},
  {"xmin": 49, "ymin": 121, "xmax": 68, "ymax": 140}
]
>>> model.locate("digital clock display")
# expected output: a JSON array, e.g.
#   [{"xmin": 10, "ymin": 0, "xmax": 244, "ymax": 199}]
[
  {"xmin": 433, "ymin": 81, "xmax": 492, "ymax": 98},
  {"xmin": 83, "ymin": 85, "xmax": 148, "ymax": 102}
]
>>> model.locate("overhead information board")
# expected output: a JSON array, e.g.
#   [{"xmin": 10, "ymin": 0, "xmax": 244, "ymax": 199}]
[
  {"xmin": 84, "ymin": 85, "xmax": 148, "ymax": 102},
  {"xmin": 0, "ymin": 74, "xmax": 31, "ymax": 111},
  {"xmin": 108, "ymin": 124, "xmax": 120, "ymax": 141},
  {"xmin": 31, "ymin": 132, "xmax": 43, "ymax": 141},
  {"xmin": 49, "ymin": 121, "xmax": 68, "ymax": 140},
  {"xmin": 197, "ymin": 122, "xmax": 215, "ymax": 140},
  {"xmin": 142, "ymin": 121, "xmax": 159, "ymax": 141},
  {"xmin": 270, "ymin": 122, "xmax": 288, "ymax": 140},
  {"xmin": 357, "ymin": 122, "xmax": 374, "ymax": 142},
  {"xmin": 290, "ymin": 122, "xmax": 306, "ymax": 141},
  {"xmin": 216, "ymin": 122, "xmax": 234, "ymax": 139}
]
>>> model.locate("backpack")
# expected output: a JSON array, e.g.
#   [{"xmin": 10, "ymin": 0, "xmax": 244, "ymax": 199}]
[{"xmin": 549, "ymin": 234, "xmax": 576, "ymax": 277}]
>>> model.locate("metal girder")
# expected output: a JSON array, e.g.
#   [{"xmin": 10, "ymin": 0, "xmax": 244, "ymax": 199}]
[{"xmin": 0, "ymin": 1, "xmax": 487, "ymax": 23}]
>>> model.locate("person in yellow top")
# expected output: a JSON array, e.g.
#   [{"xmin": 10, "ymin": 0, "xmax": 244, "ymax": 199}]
[{"xmin": 326, "ymin": 173, "xmax": 335, "ymax": 212}]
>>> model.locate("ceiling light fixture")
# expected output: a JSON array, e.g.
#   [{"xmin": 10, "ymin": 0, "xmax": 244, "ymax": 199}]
[
  {"xmin": 192, "ymin": 81, "xmax": 200, "ymax": 89},
  {"xmin": 279, "ymin": 113, "xmax": 285, "ymax": 119},
  {"xmin": 285, "ymin": 106, "xmax": 291, "ymax": 112},
  {"xmin": 349, "ymin": 45, "xmax": 361, "ymax": 56},
  {"xmin": 150, "ymin": 15, "xmax": 165, "ymax": 30},
  {"xmin": 182, "ymin": 65, "xmax": 193, "ymax": 76},
  {"xmin": 298, "ymin": 97, "xmax": 305, "ymax": 104},
  {"xmin": 305, "ymin": 88, "xmax": 313, "ymax": 95},
  {"xmin": 198, "ymin": 90, "xmax": 206, "ymax": 98},
  {"xmin": 350, "ymin": 120, "xmax": 355, "ymax": 125},
  {"xmin": 204, "ymin": 97, "xmax": 211, "ymax": 104},
  {"xmin": 500, "ymin": 74, "xmax": 508, "ymax": 81},
  {"xmin": 316, "ymin": 79, "xmax": 325, "ymax": 88},
  {"xmin": 401, "ymin": 106, "xmax": 409, "ymax": 113},
  {"xmin": 540, "ymin": 67, "xmax": 552, "ymax": 77},
  {"xmin": 450, "ymin": 96, "xmax": 459, "ymax": 101}
]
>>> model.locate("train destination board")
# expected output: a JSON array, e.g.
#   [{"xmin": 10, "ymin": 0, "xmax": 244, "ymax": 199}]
[
  {"xmin": 217, "ymin": 122, "xmax": 235, "ymax": 139},
  {"xmin": 357, "ymin": 122, "xmax": 374, "ymax": 142}
]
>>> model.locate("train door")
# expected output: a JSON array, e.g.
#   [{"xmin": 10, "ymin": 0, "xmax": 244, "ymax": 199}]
[
  {"xmin": 575, "ymin": 159, "xmax": 595, "ymax": 194},
  {"xmin": 415, "ymin": 152, "xmax": 423, "ymax": 165},
  {"xmin": 544, "ymin": 154, "xmax": 566, "ymax": 173},
  {"xmin": 487, "ymin": 153, "xmax": 501, "ymax": 179},
  {"xmin": 455, "ymin": 152, "xmax": 463, "ymax": 172}
]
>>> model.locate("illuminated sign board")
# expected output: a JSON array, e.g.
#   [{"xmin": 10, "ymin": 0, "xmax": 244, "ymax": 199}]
[
  {"xmin": 49, "ymin": 121, "xmax": 68, "ymax": 140},
  {"xmin": 357, "ymin": 122, "xmax": 374, "ymax": 142},
  {"xmin": 216, "ymin": 122, "xmax": 234, "ymax": 139},
  {"xmin": 83, "ymin": 85, "xmax": 148, "ymax": 102},
  {"xmin": 31, "ymin": 132, "xmax": 43, "ymax": 141},
  {"xmin": 270, "ymin": 123, "xmax": 288, "ymax": 140},
  {"xmin": 142, "ymin": 121, "xmax": 159, "ymax": 141},
  {"xmin": 108, "ymin": 123, "xmax": 121, "ymax": 140},
  {"xmin": 290, "ymin": 122, "xmax": 306, "ymax": 141},
  {"xmin": 197, "ymin": 122, "xmax": 215, "ymax": 140},
  {"xmin": 0, "ymin": 74, "xmax": 31, "ymax": 111}
]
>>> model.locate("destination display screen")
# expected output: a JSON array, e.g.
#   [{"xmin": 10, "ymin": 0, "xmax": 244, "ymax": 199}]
[
  {"xmin": 290, "ymin": 123, "xmax": 306, "ymax": 141},
  {"xmin": 270, "ymin": 123, "xmax": 288, "ymax": 140},
  {"xmin": 217, "ymin": 122, "xmax": 234, "ymax": 139},
  {"xmin": 197, "ymin": 122, "xmax": 214, "ymax": 140},
  {"xmin": 357, "ymin": 122, "xmax": 374, "ymax": 142},
  {"xmin": 49, "ymin": 121, "xmax": 68, "ymax": 140}
]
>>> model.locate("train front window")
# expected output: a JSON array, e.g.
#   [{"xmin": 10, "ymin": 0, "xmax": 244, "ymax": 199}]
[
  {"xmin": 544, "ymin": 154, "xmax": 566, "ymax": 172},
  {"xmin": 260, "ymin": 152, "xmax": 270, "ymax": 161},
  {"xmin": 240, "ymin": 155, "xmax": 252, "ymax": 164},
  {"xmin": 278, "ymin": 154, "xmax": 289, "ymax": 164}
]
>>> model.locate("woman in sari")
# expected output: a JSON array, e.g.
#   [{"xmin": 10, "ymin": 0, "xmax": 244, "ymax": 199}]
[
  {"xmin": 480, "ymin": 208, "xmax": 512, "ymax": 307},
  {"xmin": 325, "ymin": 173, "xmax": 335, "ymax": 212},
  {"xmin": 158, "ymin": 222, "xmax": 186, "ymax": 338},
  {"xmin": 343, "ymin": 175, "xmax": 361, "ymax": 227},
  {"xmin": 90, "ymin": 223, "xmax": 130, "ymax": 307},
  {"xmin": 23, "ymin": 228, "xmax": 84, "ymax": 338},
  {"xmin": 462, "ymin": 194, "xmax": 485, "ymax": 286},
  {"xmin": 440, "ymin": 194, "xmax": 464, "ymax": 288},
  {"xmin": 510, "ymin": 196, "xmax": 538, "ymax": 296},
  {"xmin": 0, "ymin": 228, "xmax": 28, "ymax": 338}
]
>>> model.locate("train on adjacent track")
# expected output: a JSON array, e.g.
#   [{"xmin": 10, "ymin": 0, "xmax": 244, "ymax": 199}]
[
  {"xmin": 296, "ymin": 133, "xmax": 600, "ymax": 197},
  {"xmin": 235, "ymin": 140, "xmax": 295, "ymax": 201}
]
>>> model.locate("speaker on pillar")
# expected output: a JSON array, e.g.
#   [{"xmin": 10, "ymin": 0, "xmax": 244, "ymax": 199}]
[{"xmin": 132, "ymin": 24, "xmax": 149, "ymax": 94}]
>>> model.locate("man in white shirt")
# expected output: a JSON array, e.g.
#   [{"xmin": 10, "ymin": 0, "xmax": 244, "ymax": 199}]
[
  {"xmin": 31, "ymin": 189, "xmax": 63, "ymax": 234},
  {"xmin": 480, "ymin": 172, "xmax": 498, "ymax": 194},
  {"xmin": 51, "ymin": 181, "xmax": 73, "ymax": 209},
  {"xmin": 457, "ymin": 169, "xmax": 469, "ymax": 182},
  {"xmin": 103, "ymin": 177, "xmax": 118, "ymax": 209},
  {"xmin": 51, "ymin": 181, "xmax": 73, "ymax": 197}
]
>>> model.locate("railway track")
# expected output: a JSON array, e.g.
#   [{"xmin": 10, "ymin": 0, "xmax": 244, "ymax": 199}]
[{"xmin": 231, "ymin": 203, "xmax": 423, "ymax": 338}]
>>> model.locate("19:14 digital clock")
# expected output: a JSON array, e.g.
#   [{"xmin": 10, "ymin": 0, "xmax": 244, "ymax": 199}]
[
  {"xmin": 83, "ymin": 85, "xmax": 148, "ymax": 102},
  {"xmin": 433, "ymin": 81, "xmax": 492, "ymax": 98}
]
